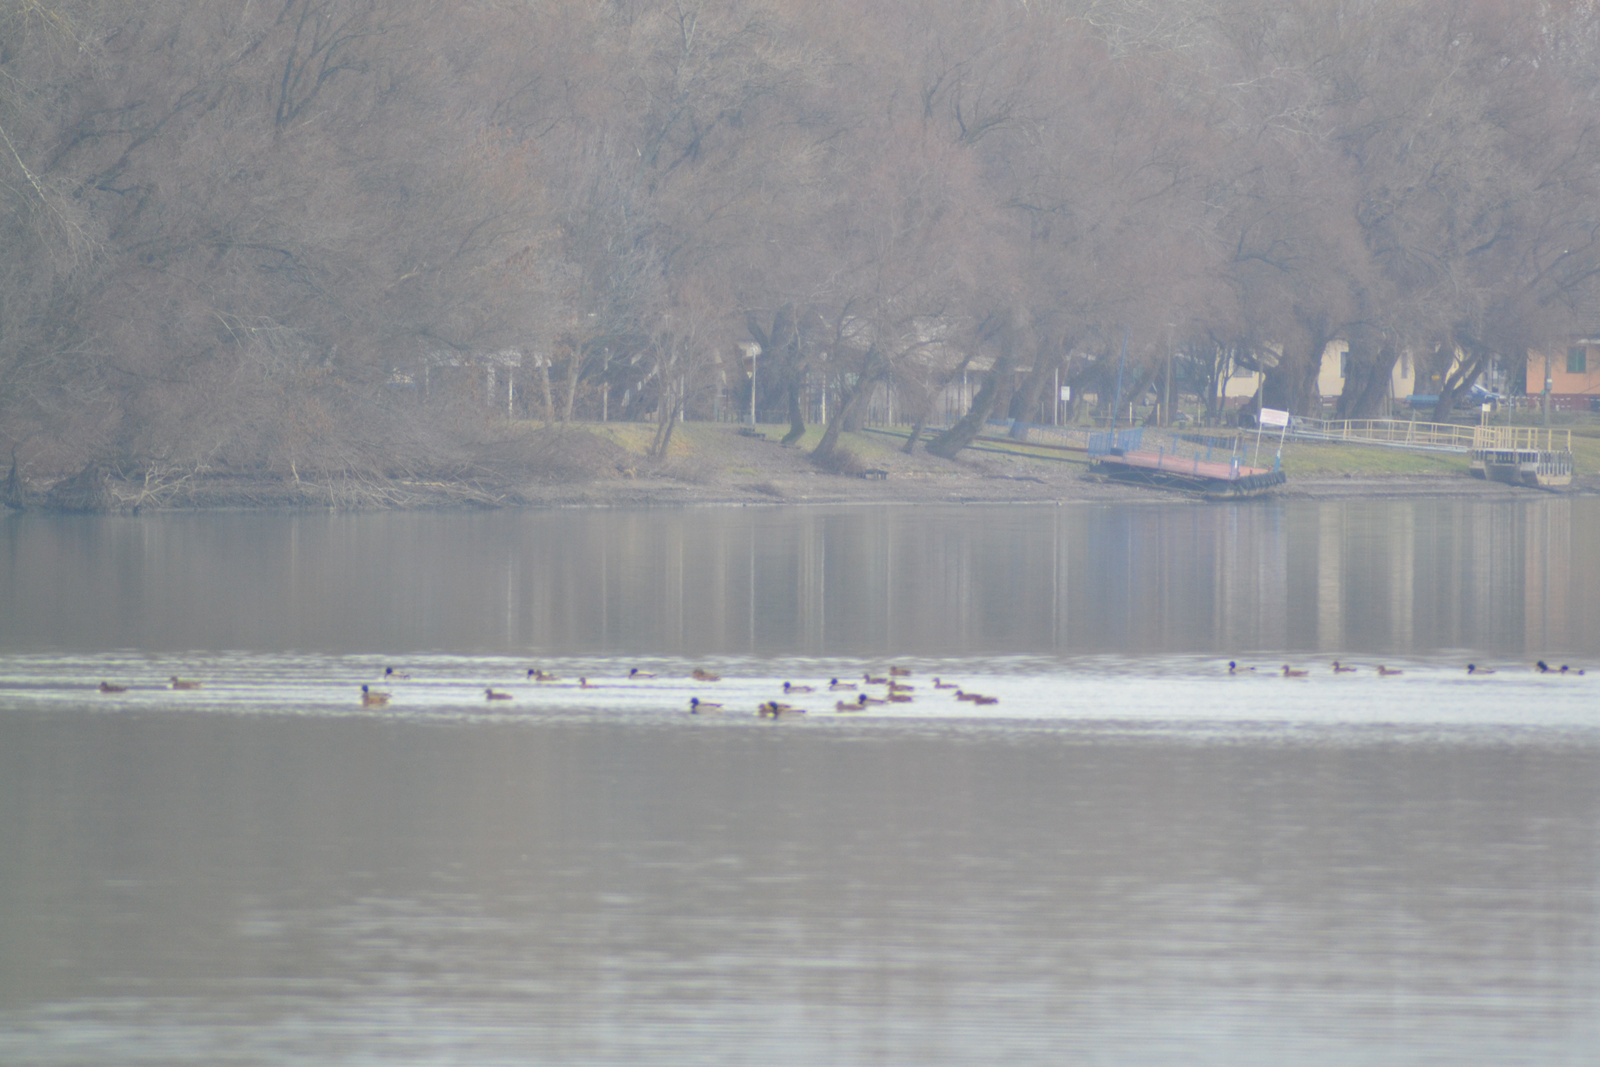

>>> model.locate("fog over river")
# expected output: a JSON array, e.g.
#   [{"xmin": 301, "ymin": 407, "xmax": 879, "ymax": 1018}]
[{"xmin": 2, "ymin": 500, "xmax": 1597, "ymax": 1065}]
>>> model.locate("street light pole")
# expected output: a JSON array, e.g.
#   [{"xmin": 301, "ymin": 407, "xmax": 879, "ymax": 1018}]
[
  {"xmin": 1544, "ymin": 354, "xmax": 1553, "ymax": 428},
  {"xmin": 749, "ymin": 350, "xmax": 758, "ymax": 426}
]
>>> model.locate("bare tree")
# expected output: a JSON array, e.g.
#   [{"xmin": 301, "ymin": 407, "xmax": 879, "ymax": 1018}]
[{"xmin": 6, "ymin": 0, "xmax": 1600, "ymax": 500}]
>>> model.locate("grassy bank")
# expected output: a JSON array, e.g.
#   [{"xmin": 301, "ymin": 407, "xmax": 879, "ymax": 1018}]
[
  {"xmin": 586, "ymin": 420, "xmax": 917, "ymax": 471},
  {"xmin": 581, "ymin": 419, "xmax": 1587, "ymax": 480},
  {"xmin": 1277, "ymin": 442, "xmax": 1471, "ymax": 477},
  {"xmin": 10, "ymin": 417, "xmax": 1587, "ymax": 513}
]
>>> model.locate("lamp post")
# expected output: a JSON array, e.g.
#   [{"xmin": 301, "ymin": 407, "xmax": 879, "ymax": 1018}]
[
  {"xmin": 1544, "ymin": 357, "xmax": 1553, "ymax": 428},
  {"xmin": 749, "ymin": 347, "xmax": 759, "ymax": 426}
]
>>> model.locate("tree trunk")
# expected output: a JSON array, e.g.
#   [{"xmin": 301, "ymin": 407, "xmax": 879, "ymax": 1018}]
[
  {"xmin": 1432, "ymin": 339, "xmax": 1488, "ymax": 422},
  {"xmin": 648, "ymin": 380, "xmax": 679, "ymax": 458},
  {"xmin": 1263, "ymin": 317, "xmax": 1331, "ymax": 415},
  {"xmin": 1064, "ymin": 348, "xmax": 1114, "ymax": 424},
  {"xmin": 539, "ymin": 360, "xmax": 554, "ymax": 426},
  {"xmin": 811, "ymin": 379, "xmax": 857, "ymax": 462},
  {"xmin": 749, "ymin": 306, "xmax": 808, "ymax": 445},
  {"xmin": 2, "ymin": 447, "xmax": 22, "ymax": 510},
  {"xmin": 1113, "ymin": 365, "xmax": 1157, "ymax": 427},
  {"xmin": 1337, "ymin": 340, "xmax": 1400, "ymax": 418},
  {"xmin": 781, "ymin": 381, "xmax": 806, "ymax": 445},
  {"xmin": 561, "ymin": 351, "xmax": 581, "ymax": 423},
  {"xmin": 812, "ymin": 347, "xmax": 883, "ymax": 463},
  {"xmin": 1198, "ymin": 344, "xmax": 1226, "ymax": 424},
  {"xmin": 842, "ymin": 381, "xmax": 872, "ymax": 432},
  {"xmin": 903, "ymin": 416, "xmax": 926, "ymax": 453},
  {"xmin": 1007, "ymin": 347, "xmax": 1062, "ymax": 439},
  {"xmin": 927, "ymin": 325, "xmax": 1017, "ymax": 459}
]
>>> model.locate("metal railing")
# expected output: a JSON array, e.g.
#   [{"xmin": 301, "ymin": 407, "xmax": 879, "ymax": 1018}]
[
  {"xmin": 1288, "ymin": 417, "xmax": 1479, "ymax": 452},
  {"xmin": 1086, "ymin": 428, "xmax": 1146, "ymax": 456},
  {"xmin": 1470, "ymin": 426, "xmax": 1572, "ymax": 452},
  {"xmin": 1288, "ymin": 417, "xmax": 1575, "ymax": 455}
]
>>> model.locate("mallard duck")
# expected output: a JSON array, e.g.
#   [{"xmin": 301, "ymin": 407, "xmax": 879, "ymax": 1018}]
[
  {"xmin": 692, "ymin": 668, "xmax": 721, "ymax": 682},
  {"xmin": 579, "ymin": 677, "xmax": 594, "ymax": 688},
  {"xmin": 783, "ymin": 682, "xmax": 814, "ymax": 694},
  {"xmin": 629, "ymin": 667, "xmax": 655, "ymax": 679},
  {"xmin": 1332, "ymin": 661, "xmax": 1356, "ymax": 673},
  {"xmin": 361, "ymin": 684, "xmax": 390, "ymax": 706},
  {"xmin": 528, "ymin": 669, "xmax": 558, "ymax": 681},
  {"xmin": 888, "ymin": 692, "xmax": 913, "ymax": 703},
  {"xmin": 1466, "ymin": 664, "xmax": 1495, "ymax": 675},
  {"xmin": 954, "ymin": 689, "xmax": 980, "ymax": 701},
  {"xmin": 485, "ymin": 688, "xmax": 513, "ymax": 701},
  {"xmin": 971, "ymin": 694, "xmax": 999, "ymax": 706},
  {"xmin": 856, "ymin": 693, "xmax": 887, "ymax": 705},
  {"xmin": 1376, "ymin": 665, "xmax": 1403, "ymax": 677},
  {"xmin": 1227, "ymin": 661, "xmax": 1256, "ymax": 675},
  {"xmin": 384, "ymin": 667, "xmax": 410, "ymax": 680},
  {"xmin": 829, "ymin": 678, "xmax": 857, "ymax": 690},
  {"xmin": 888, "ymin": 680, "xmax": 914, "ymax": 691},
  {"xmin": 169, "ymin": 676, "xmax": 201, "ymax": 690},
  {"xmin": 759, "ymin": 701, "xmax": 800, "ymax": 717},
  {"xmin": 1561, "ymin": 665, "xmax": 1586, "ymax": 676},
  {"xmin": 932, "ymin": 678, "xmax": 958, "ymax": 689},
  {"xmin": 889, "ymin": 666, "xmax": 912, "ymax": 677},
  {"xmin": 98, "ymin": 681, "xmax": 127, "ymax": 694},
  {"xmin": 689, "ymin": 697, "xmax": 722, "ymax": 713},
  {"xmin": 835, "ymin": 699, "xmax": 867, "ymax": 712},
  {"xmin": 863, "ymin": 672, "xmax": 888, "ymax": 685},
  {"xmin": 1536, "ymin": 660, "xmax": 1552, "ymax": 673},
  {"xmin": 1281, "ymin": 665, "xmax": 1308, "ymax": 678}
]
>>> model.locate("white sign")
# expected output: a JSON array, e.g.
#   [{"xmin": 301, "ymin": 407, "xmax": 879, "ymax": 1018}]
[
  {"xmin": 1059, "ymin": 385, "xmax": 1072, "ymax": 402},
  {"xmin": 1259, "ymin": 407, "xmax": 1290, "ymax": 428}
]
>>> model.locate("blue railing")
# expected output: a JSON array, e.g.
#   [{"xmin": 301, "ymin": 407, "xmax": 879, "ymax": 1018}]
[{"xmin": 1087, "ymin": 428, "xmax": 1144, "ymax": 456}]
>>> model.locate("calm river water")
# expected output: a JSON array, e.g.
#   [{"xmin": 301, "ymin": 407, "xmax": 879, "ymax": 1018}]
[{"xmin": 2, "ymin": 499, "xmax": 1598, "ymax": 1064}]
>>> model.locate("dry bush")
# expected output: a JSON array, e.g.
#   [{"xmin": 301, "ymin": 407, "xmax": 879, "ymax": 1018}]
[
  {"xmin": 471, "ymin": 428, "xmax": 634, "ymax": 485},
  {"xmin": 810, "ymin": 444, "xmax": 864, "ymax": 477},
  {"xmin": 654, "ymin": 455, "xmax": 719, "ymax": 484}
]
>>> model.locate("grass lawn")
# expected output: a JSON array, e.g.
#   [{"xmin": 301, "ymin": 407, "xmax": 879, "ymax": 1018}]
[
  {"xmin": 536, "ymin": 418, "xmax": 1587, "ymax": 480},
  {"xmin": 1278, "ymin": 441, "xmax": 1472, "ymax": 477},
  {"xmin": 1571, "ymin": 434, "xmax": 1600, "ymax": 475}
]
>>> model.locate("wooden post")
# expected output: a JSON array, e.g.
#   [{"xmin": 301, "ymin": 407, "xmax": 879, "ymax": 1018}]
[{"xmin": 1164, "ymin": 349, "xmax": 1173, "ymax": 427}]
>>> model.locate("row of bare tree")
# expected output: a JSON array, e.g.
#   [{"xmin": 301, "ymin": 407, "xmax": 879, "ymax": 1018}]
[{"xmin": 5, "ymin": 0, "xmax": 1600, "ymax": 481}]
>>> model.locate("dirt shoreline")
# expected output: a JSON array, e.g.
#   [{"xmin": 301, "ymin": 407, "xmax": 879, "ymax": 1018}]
[
  {"xmin": 507, "ymin": 472, "xmax": 1591, "ymax": 509},
  {"xmin": 7, "ymin": 424, "xmax": 1592, "ymax": 512}
]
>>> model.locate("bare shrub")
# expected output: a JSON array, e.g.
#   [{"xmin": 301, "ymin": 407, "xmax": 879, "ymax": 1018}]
[
  {"xmin": 471, "ymin": 428, "xmax": 634, "ymax": 485},
  {"xmin": 656, "ymin": 455, "xmax": 718, "ymax": 484},
  {"xmin": 811, "ymin": 445, "xmax": 864, "ymax": 477}
]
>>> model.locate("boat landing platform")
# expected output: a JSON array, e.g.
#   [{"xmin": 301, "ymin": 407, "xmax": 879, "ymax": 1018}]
[{"xmin": 1091, "ymin": 449, "xmax": 1286, "ymax": 499}]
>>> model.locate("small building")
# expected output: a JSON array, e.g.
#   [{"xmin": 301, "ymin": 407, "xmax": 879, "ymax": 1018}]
[
  {"xmin": 1314, "ymin": 341, "xmax": 1416, "ymax": 406},
  {"xmin": 1222, "ymin": 363, "xmax": 1263, "ymax": 404},
  {"xmin": 1526, "ymin": 339, "xmax": 1600, "ymax": 411}
]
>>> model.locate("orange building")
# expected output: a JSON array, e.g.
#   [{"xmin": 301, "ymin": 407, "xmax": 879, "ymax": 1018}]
[{"xmin": 1526, "ymin": 340, "xmax": 1600, "ymax": 410}]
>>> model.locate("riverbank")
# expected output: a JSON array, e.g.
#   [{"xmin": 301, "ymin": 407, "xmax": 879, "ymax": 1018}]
[
  {"xmin": 513, "ymin": 422, "xmax": 1571, "ymax": 507},
  {"xmin": 6, "ymin": 421, "xmax": 1593, "ymax": 512}
]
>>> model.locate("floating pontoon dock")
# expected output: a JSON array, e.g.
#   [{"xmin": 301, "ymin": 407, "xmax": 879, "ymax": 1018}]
[
  {"xmin": 1087, "ymin": 429, "xmax": 1286, "ymax": 499},
  {"xmin": 1469, "ymin": 427, "xmax": 1573, "ymax": 488}
]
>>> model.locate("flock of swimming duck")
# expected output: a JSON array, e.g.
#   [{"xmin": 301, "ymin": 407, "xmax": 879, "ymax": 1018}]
[
  {"xmin": 91, "ymin": 657, "xmax": 1587, "ymax": 706},
  {"xmin": 1230, "ymin": 660, "xmax": 1587, "ymax": 678},
  {"xmin": 358, "ymin": 664, "xmax": 997, "ymax": 717}
]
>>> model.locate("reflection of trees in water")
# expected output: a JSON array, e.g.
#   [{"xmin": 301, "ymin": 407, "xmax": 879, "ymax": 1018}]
[
  {"xmin": 495, "ymin": 500, "xmax": 1599, "ymax": 659},
  {"xmin": 4, "ymin": 501, "xmax": 1597, "ymax": 657}
]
